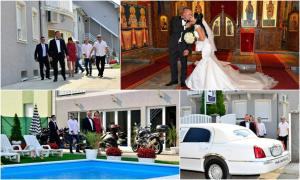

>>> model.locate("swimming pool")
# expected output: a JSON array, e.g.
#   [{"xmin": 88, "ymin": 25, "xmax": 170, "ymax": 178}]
[{"xmin": 1, "ymin": 160, "xmax": 179, "ymax": 179}]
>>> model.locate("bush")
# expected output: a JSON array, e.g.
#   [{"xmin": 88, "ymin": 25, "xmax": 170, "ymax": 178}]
[
  {"xmin": 137, "ymin": 148, "xmax": 156, "ymax": 159},
  {"xmin": 48, "ymin": 143, "xmax": 59, "ymax": 149},
  {"xmin": 106, "ymin": 147, "xmax": 122, "ymax": 156},
  {"xmin": 10, "ymin": 114, "xmax": 23, "ymax": 142},
  {"xmin": 200, "ymin": 91, "xmax": 226, "ymax": 116}
]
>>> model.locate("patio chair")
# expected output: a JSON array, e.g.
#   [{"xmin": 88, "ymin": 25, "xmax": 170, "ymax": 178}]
[
  {"xmin": 0, "ymin": 152, "xmax": 20, "ymax": 163},
  {"xmin": 1, "ymin": 134, "xmax": 31, "ymax": 156},
  {"xmin": 23, "ymin": 135, "xmax": 63, "ymax": 157}
]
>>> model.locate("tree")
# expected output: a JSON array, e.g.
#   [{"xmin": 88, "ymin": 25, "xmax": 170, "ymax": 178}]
[
  {"xmin": 200, "ymin": 91, "xmax": 226, "ymax": 116},
  {"xmin": 10, "ymin": 113, "xmax": 23, "ymax": 142}
]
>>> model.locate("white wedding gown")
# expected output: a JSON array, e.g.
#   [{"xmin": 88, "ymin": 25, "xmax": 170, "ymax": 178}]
[{"xmin": 185, "ymin": 27, "xmax": 277, "ymax": 90}]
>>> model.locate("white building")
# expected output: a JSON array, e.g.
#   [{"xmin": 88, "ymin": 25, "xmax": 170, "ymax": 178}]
[
  {"xmin": 40, "ymin": 0, "xmax": 74, "ymax": 41},
  {"xmin": 54, "ymin": 90, "xmax": 180, "ymax": 150},
  {"xmin": 180, "ymin": 90, "xmax": 299, "ymax": 139},
  {"xmin": 1, "ymin": 1, "xmax": 41, "ymax": 86}
]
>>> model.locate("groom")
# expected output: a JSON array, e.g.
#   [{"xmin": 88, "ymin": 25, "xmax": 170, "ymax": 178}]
[{"xmin": 166, "ymin": 7, "xmax": 195, "ymax": 87}]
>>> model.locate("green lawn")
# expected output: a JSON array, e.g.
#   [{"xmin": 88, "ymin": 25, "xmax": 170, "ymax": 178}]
[
  {"xmin": 1, "ymin": 153, "xmax": 179, "ymax": 165},
  {"xmin": 110, "ymin": 63, "xmax": 120, "ymax": 69}
]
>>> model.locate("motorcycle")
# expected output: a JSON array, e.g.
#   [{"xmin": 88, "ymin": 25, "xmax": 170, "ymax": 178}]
[
  {"xmin": 131, "ymin": 124, "xmax": 168, "ymax": 154},
  {"xmin": 58, "ymin": 127, "xmax": 87, "ymax": 151},
  {"xmin": 100, "ymin": 124, "xmax": 127, "ymax": 149}
]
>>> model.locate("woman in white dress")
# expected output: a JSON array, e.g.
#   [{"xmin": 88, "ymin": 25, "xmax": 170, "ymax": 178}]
[{"xmin": 185, "ymin": 13, "xmax": 277, "ymax": 90}]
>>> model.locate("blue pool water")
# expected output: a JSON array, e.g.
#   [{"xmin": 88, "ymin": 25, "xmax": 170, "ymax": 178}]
[{"xmin": 1, "ymin": 160, "xmax": 179, "ymax": 179}]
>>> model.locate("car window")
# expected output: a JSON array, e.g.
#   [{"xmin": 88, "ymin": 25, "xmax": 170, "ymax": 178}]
[
  {"xmin": 233, "ymin": 129, "xmax": 256, "ymax": 138},
  {"xmin": 182, "ymin": 128, "xmax": 211, "ymax": 143}
]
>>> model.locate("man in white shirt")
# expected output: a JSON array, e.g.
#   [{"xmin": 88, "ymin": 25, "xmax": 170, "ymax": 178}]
[
  {"xmin": 67, "ymin": 114, "xmax": 80, "ymax": 153},
  {"xmin": 277, "ymin": 116, "xmax": 289, "ymax": 149},
  {"xmin": 90, "ymin": 35, "xmax": 108, "ymax": 78},
  {"xmin": 256, "ymin": 117, "xmax": 267, "ymax": 138},
  {"xmin": 49, "ymin": 31, "xmax": 68, "ymax": 82},
  {"xmin": 34, "ymin": 36, "xmax": 51, "ymax": 80},
  {"xmin": 82, "ymin": 38, "xmax": 93, "ymax": 76}
]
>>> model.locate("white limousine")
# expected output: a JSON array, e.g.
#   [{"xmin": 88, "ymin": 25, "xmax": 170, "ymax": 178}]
[{"xmin": 180, "ymin": 123, "xmax": 290, "ymax": 179}]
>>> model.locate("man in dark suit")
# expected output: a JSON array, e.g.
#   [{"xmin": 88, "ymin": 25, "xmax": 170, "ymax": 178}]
[
  {"xmin": 34, "ymin": 36, "xmax": 51, "ymax": 80},
  {"xmin": 48, "ymin": 115, "xmax": 60, "ymax": 146},
  {"xmin": 240, "ymin": 114, "xmax": 257, "ymax": 134},
  {"xmin": 82, "ymin": 111, "xmax": 95, "ymax": 133},
  {"xmin": 48, "ymin": 31, "xmax": 68, "ymax": 82},
  {"xmin": 166, "ymin": 7, "xmax": 194, "ymax": 87}
]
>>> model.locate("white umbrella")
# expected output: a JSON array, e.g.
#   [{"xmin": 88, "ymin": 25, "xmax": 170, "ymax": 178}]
[{"xmin": 29, "ymin": 105, "xmax": 42, "ymax": 136}]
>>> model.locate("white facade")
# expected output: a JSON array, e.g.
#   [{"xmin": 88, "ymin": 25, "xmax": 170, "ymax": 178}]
[
  {"xmin": 55, "ymin": 90, "xmax": 180, "ymax": 148},
  {"xmin": 180, "ymin": 90, "xmax": 299, "ymax": 139},
  {"xmin": 1, "ymin": 1, "xmax": 40, "ymax": 86}
]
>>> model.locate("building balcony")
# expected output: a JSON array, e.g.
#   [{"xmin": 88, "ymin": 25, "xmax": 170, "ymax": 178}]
[{"xmin": 43, "ymin": 0, "xmax": 73, "ymax": 17}]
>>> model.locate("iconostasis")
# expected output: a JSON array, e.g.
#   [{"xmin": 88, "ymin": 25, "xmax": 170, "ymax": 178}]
[
  {"xmin": 121, "ymin": 1, "xmax": 299, "ymax": 52},
  {"xmin": 121, "ymin": 1, "xmax": 151, "ymax": 51}
]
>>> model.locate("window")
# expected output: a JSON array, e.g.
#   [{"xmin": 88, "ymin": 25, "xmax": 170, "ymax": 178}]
[
  {"xmin": 16, "ymin": 1, "xmax": 27, "ymax": 41},
  {"xmin": 32, "ymin": 7, "xmax": 39, "ymax": 41},
  {"xmin": 255, "ymin": 99, "xmax": 272, "ymax": 122},
  {"xmin": 232, "ymin": 100, "xmax": 247, "ymax": 121},
  {"xmin": 183, "ymin": 128, "xmax": 211, "ymax": 142}
]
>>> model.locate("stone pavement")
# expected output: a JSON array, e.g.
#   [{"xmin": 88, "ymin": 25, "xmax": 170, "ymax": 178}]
[{"xmin": 2, "ymin": 68, "xmax": 120, "ymax": 90}]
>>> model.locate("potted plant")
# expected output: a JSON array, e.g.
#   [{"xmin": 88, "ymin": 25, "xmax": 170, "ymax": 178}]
[
  {"xmin": 106, "ymin": 147, "xmax": 122, "ymax": 161},
  {"xmin": 85, "ymin": 132, "xmax": 103, "ymax": 160},
  {"xmin": 167, "ymin": 124, "xmax": 179, "ymax": 154},
  {"xmin": 137, "ymin": 148, "xmax": 156, "ymax": 163}
]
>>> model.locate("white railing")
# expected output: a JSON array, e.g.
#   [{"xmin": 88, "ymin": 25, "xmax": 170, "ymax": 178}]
[
  {"xmin": 45, "ymin": 0, "xmax": 72, "ymax": 12},
  {"xmin": 181, "ymin": 114, "xmax": 212, "ymax": 125},
  {"xmin": 84, "ymin": 33, "xmax": 96, "ymax": 42},
  {"xmin": 218, "ymin": 114, "xmax": 237, "ymax": 124}
]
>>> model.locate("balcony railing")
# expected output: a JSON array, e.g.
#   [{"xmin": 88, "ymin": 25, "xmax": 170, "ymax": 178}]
[{"xmin": 45, "ymin": 0, "xmax": 72, "ymax": 12}]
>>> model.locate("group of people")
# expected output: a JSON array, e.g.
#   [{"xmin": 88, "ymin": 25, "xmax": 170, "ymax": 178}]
[
  {"xmin": 239, "ymin": 114, "xmax": 289, "ymax": 149},
  {"xmin": 34, "ymin": 31, "xmax": 109, "ymax": 81},
  {"xmin": 66, "ymin": 110, "xmax": 103, "ymax": 153}
]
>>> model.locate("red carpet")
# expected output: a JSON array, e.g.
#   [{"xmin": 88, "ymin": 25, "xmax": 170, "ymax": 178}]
[
  {"xmin": 257, "ymin": 54, "xmax": 298, "ymax": 89},
  {"xmin": 122, "ymin": 51, "xmax": 232, "ymax": 89},
  {"xmin": 121, "ymin": 55, "xmax": 169, "ymax": 89}
]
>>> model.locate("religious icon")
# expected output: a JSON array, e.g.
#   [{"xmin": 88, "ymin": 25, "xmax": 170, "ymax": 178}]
[
  {"xmin": 121, "ymin": 5, "xmax": 128, "ymax": 28},
  {"xmin": 192, "ymin": 1, "xmax": 204, "ymax": 15},
  {"xmin": 160, "ymin": 16, "xmax": 168, "ymax": 31},
  {"xmin": 139, "ymin": 8, "xmax": 147, "ymax": 28},
  {"xmin": 175, "ymin": 1, "xmax": 187, "ymax": 16},
  {"xmin": 289, "ymin": 13, "xmax": 299, "ymax": 32},
  {"xmin": 128, "ymin": 6, "xmax": 138, "ymax": 28},
  {"xmin": 262, "ymin": 1, "xmax": 277, "ymax": 27},
  {"xmin": 212, "ymin": 17, "xmax": 220, "ymax": 36},
  {"xmin": 226, "ymin": 17, "xmax": 234, "ymax": 37},
  {"xmin": 242, "ymin": 1, "xmax": 257, "ymax": 27}
]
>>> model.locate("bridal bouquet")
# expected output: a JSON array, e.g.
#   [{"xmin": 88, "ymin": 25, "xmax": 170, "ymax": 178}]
[{"xmin": 184, "ymin": 32, "xmax": 196, "ymax": 44}]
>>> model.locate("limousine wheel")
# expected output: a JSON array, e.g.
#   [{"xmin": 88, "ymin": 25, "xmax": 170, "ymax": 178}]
[{"xmin": 205, "ymin": 159, "xmax": 229, "ymax": 179}]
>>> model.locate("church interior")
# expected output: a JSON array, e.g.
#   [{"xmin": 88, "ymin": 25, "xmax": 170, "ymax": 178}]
[{"xmin": 121, "ymin": 1, "xmax": 299, "ymax": 89}]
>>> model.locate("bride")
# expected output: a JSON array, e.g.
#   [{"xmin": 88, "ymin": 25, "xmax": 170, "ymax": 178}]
[{"xmin": 185, "ymin": 13, "xmax": 277, "ymax": 90}]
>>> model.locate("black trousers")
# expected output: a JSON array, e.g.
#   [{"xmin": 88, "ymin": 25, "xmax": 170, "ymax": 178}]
[
  {"xmin": 169, "ymin": 47, "xmax": 187, "ymax": 83},
  {"xmin": 69, "ymin": 134, "xmax": 80, "ymax": 152},
  {"xmin": 84, "ymin": 58, "xmax": 92, "ymax": 75},
  {"xmin": 278, "ymin": 135, "xmax": 288, "ymax": 149},
  {"xmin": 52, "ymin": 53, "xmax": 66, "ymax": 80},
  {"xmin": 38, "ymin": 57, "xmax": 50, "ymax": 79},
  {"xmin": 96, "ymin": 55, "xmax": 106, "ymax": 76}
]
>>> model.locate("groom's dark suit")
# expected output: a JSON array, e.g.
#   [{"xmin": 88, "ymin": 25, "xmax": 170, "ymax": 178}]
[{"xmin": 168, "ymin": 16, "xmax": 193, "ymax": 85}]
